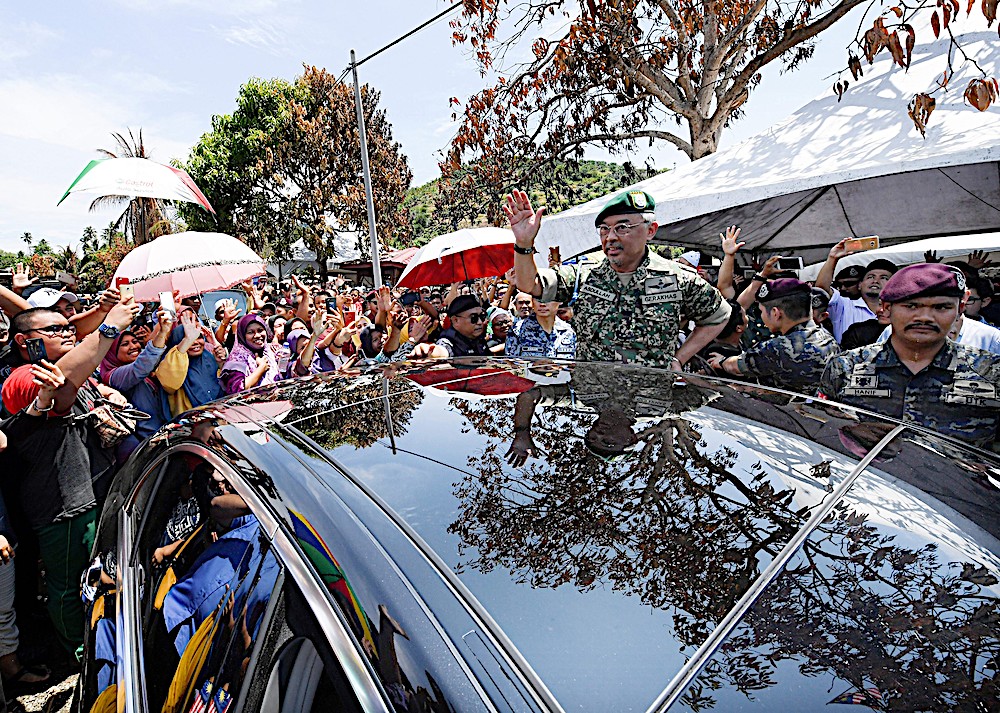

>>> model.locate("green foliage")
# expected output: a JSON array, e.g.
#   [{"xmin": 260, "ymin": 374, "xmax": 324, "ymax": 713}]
[
  {"xmin": 177, "ymin": 67, "xmax": 412, "ymax": 277},
  {"xmin": 404, "ymin": 159, "xmax": 664, "ymax": 245}
]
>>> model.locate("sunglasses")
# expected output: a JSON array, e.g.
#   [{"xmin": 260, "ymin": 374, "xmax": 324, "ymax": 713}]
[
  {"xmin": 457, "ymin": 312, "xmax": 485, "ymax": 324},
  {"xmin": 26, "ymin": 323, "xmax": 77, "ymax": 336}
]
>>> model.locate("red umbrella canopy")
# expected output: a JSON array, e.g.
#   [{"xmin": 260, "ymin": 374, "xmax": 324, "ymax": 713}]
[{"xmin": 397, "ymin": 227, "xmax": 514, "ymax": 289}]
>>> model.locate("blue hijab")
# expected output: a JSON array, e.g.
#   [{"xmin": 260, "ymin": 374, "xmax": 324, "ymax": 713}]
[{"xmin": 162, "ymin": 323, "xmax": 223, "ymax": 410}]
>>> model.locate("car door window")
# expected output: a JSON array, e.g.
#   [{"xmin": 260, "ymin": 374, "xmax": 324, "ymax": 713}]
[
  {"xmin": 124, "ymin": 451, "xmax": 283, "ymax": 712},
  {"xmin": 240, "ymin": 579, "xmax": 364, "ymax": 713}
]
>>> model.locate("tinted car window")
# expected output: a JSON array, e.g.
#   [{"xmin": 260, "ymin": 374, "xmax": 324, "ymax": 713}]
[
  {"xmin": 277, "ymin": 362, "xmax": 881, "ymax": 711},
  {"xmin": 681, "ymin": 426, "xmax": 1000, "ymax": 712},
  {"xmin": 245, "ymin": 581, "xmax": 365, "ymax": 713},
  {"xmin": 124, "ymin": 452, "xmax": 281, "ymax": 713}
]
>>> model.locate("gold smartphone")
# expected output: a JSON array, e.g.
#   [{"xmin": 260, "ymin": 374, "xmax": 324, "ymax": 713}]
[
  {"xmin": 119, "ymin": 283, "xmax": 135, "ymax": 301},
  {"xmin": 845, "ymin": 235, "xmax": 880, "ymax": 252}
]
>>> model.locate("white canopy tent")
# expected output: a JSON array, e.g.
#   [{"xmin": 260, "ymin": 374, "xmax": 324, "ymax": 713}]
[
  {"xmin": 798, "ymin": 232, "xmax": 1000, "ymax": 280},
  {"xmin": 536, "ymin": 27, "xmax": 1000, "ymax": 265}
]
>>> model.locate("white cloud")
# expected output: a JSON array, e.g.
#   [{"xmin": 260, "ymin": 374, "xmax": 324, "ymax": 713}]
[
  {"xmin": 0, "ymin": 20, "xmax": 61, "ymax": 63},
  {"xmin": 212, "ymin": 18, "xmax": 292, "ymax": 56}
]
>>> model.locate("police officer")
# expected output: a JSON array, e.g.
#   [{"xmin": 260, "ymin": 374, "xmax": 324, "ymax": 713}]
[
  {"xmin": 504, "ymin": 189, "xmax": 731, "ymax": 369},
  {"xmin": 707, "ymin": 278, "xmax": 840, "ymax": 394},
  {"xmin": 819, "ymin": 263, "xmax": 1000, "ymax": 450}
]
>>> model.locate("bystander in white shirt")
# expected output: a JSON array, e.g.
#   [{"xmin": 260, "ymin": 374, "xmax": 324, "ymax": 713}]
[{"xmin": 875, "ymin": 315, "xmax": 1000, "ymax": 354}]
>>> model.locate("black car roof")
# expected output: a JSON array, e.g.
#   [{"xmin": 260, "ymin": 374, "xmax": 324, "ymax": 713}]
[{"xmin": 167, "ymin": 359, "xmax": 1000, "ymax": 712}]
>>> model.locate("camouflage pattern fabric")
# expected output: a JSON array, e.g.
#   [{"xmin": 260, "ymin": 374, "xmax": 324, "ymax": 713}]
[
  {"xmin": 738, "ymin": 322, "xmax": 841, "ymax": 394},
  {"xmin": 819, "ymin": 339, "xmax": 1000, "ymax": 449},
  {"xmin": 740, "ymin": 302, "xmax": 773, "ymax": 352},
  {"xmin": 505, "ymin": 315, "xmax": 577, "ymax": 359},
  {"xmin": 537, "ymin": 250, "xmax": 730, "ymax": 367}
]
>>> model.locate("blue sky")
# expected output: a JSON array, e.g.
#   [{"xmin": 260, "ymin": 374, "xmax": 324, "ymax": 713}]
[{"xmin": 0, "ymin": 1, "xmax": 872, "ymax": 254}]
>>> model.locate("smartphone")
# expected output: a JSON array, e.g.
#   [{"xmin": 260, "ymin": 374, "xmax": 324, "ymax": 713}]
[
  {"xmin": 401, "ymin": 291, "xmax": 420, "ymax": 306},
  {"xmin": 344, "ymin": 309, "xmax": 357, "ymax": 326},
  {"xmin": 158, "ymin": 291, "xmax": 176, "ymax": 316},
  {"xmin": 741, "ymin": 267, "xmax": 757, "ymax": 280},
  {"xmin": 777, "ymin": 257, "xmax": 804, "ymax": 271},
  {"xmin": 549, "ymin": 245, "xmax": 561, "ymax": 264},
  {"xmin": 845, "ymin": 235, "xmax": 880, "ymax": 253},
  {"xmin": 325, "ymin": 297, "xmax": 338, "ymax": 313},
  {"xmin": 25, "ymin": 337, "xmax": 48, "ymax": 364},
  {"xmin": 119, "ymin": 283, "xmax": 135, "ymax": 301},
  {"xmin": 114, "ymin": 277, "xmax": 130, "ymax": 290}
]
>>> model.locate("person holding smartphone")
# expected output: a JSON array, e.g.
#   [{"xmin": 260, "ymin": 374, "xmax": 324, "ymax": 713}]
[
  {"xmin": 816, "ymin": 239, "xmax": 898, "ymax": 343},
  {"xmin": 1, "ymin": 298, "xmax": 139, "ymax": 658}
]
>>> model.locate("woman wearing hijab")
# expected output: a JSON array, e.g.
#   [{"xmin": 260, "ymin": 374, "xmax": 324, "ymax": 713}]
[
  {"xmin": 98, "ymin": 308, "xmax": 174, "ymax": 459},
  {"xmin": 220, "ymin": 314, "xmax": 281, "ymax": 395},
  {"xmin": 155, "ymin": 311, "xmax": 224, "ymax": 417}
]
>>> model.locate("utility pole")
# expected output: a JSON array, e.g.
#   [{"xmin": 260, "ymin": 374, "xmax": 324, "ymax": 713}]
[{"xmin": 350, "ymin": 50, "xmax": 383, "ymax": 287}]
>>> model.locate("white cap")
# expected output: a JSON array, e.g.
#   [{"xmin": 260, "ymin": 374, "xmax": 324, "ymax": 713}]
[
  {"xmin": 676, "ymin": 251, "xmax": 701, "ymax": 268},
  {"xmin": 27, "ymin": 287, "xmax": 79, "ymax": 308},
  {"xmin": 214, "ymin": 299, "xmax": 230, "ymax": 313}
]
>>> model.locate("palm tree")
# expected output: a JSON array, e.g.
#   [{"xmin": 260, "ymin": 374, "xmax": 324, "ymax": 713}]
[
  {"xmin": 90, "ymin": 129, "xmax": 171, "ymax": 245},
  {"xmin": 21, "ymin": 232, "xmax": 32, "ymax": 247}
]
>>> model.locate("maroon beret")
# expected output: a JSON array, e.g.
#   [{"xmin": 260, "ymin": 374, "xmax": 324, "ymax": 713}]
[
  {"xmin": 879, "ymin": 263, "xmax": 966, "ymax": 303},
  {"xmin": 756, "ymin": 278, "xmax": 811, "ymax": 303}
]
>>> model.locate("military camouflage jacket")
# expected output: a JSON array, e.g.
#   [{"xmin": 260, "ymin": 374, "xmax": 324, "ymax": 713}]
[
  {"xmin": 819, "ymin": 339, "xmax": 1000, "ymax": 449},
  {"xmin": 738, "ymin": 321, "xmax": 840, "ymax": 394},
  {"xmin": 537, "ymin": 250, "xmax": 730, "ymax": 367}
]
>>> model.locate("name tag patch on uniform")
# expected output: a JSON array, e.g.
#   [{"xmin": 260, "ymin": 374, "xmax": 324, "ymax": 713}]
[
  {"xmin": 580, "ymin": 284, "xmax": 616, "ymax": 302},
  {"xmin": 843, "ymin": 372, "xmax": 890, "ymax": 397},
  {"xmin": 942, "ymin": 379, "xmax": 1000, "ymax": 407},
  {"xmin": 641, "ymin": 275, "xmax": 681, "ymax": 305}
]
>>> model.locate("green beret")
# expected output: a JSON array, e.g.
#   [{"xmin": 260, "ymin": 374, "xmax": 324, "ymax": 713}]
[{"xmin": 594, "ymin": 190, "xmax": 656, "ymax": 227}]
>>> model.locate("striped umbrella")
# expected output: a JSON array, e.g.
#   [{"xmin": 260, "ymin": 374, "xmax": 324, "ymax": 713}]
[{"xmin": 57, "ymin": 157, "xmax": 215, "ymax": 213}]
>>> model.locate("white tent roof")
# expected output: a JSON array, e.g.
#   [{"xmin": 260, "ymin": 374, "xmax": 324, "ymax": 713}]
[{"xmin": 536, "ymin": 27, "xmax": 1000, "ymax": 265}]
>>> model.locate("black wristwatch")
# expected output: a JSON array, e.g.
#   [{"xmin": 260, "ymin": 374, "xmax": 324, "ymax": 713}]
[
  {"xmin": 752, "ymin": 274, "xmax": 767, "ymax": 282},
  {"xmin": 98, "ymin": 323, "xmax": 120, "ymax": 339},
  {"xmin": 513, "ymin": 244, "xmax": 537, "ymax": 255}
]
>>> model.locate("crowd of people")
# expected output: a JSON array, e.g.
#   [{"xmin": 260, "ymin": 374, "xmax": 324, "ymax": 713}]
[{"xmin": 0, "ymin": 186, "xmax": 998, "ymax": 691}]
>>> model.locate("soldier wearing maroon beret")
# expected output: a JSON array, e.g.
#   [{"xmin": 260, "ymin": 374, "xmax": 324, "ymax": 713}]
[
  {"xmin": 820, "ymin": 263, "xmax": 1000, "ymax": 450},
  {"xmin": 707, "ymin": 278, "xmax": 840, "ymax": 394}
]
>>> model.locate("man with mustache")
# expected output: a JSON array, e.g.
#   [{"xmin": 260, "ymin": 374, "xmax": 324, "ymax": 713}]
[
  {"xmin": 505, "ymin": 189, "xmax": 730, "ymax": 368},
  {"xmin": 819, "ymin": 264, "xmax": 1000, "ymax": 449}
]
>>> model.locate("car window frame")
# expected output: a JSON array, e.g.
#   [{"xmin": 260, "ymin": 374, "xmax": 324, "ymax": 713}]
[{"xmin": 118, "ymin": 442, "xmax": 393, "ymax": 713}]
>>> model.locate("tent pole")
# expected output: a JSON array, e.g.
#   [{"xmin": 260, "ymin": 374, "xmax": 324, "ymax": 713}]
[{"xmin": 351, "ymin": 50, "xmax": 383, "ymax": 288}]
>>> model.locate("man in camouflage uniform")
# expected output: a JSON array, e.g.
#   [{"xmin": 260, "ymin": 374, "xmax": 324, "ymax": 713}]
[
  {"xmin": 505, "ymin": 189, "xmax": 731, "ymax": 369},
  {"xmin": 819, "ymin": 263, "xmax": 1000, "ymax": 450},
  {"xmin": 707, "ymin": 278, "xmax": 840, "ymax": 394}
]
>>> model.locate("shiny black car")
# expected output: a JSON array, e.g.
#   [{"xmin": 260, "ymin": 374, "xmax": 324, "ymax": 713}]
[{"xmin": 75, "ymin": 359, "xmax": 1000, "ymax": 712}]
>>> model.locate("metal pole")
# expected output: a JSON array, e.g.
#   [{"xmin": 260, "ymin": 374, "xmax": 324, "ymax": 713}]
[{"xmin": 351, "ymin": 50, "xmax": 383, "ymax": 287}]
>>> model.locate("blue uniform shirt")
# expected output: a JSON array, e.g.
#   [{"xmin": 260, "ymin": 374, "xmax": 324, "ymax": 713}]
[
  {"xmin": 506, "ymin": 316, "xmax": 577, "ymax": 359},
  {"xmin": 820, "ymin": 339, "xmax": 1000, "ymax": 449}
]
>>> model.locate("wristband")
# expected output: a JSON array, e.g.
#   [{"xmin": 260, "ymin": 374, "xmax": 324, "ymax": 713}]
[
  {"xmin": 752, "ymin": 274, "xmax": 767, "ymax": 282},
  {"xmin": 513, "ymin": 244, "xmax": 537, "ymax": 256},
  {"xmin": 31, "ymin": 397, "xmax": 55, "ymax": 413}
]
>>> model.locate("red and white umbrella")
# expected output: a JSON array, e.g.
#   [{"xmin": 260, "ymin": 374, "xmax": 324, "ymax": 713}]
[
  {"xmin": 396, "ymin": 227, "xmax": 514, "ymax": 289},
  {"xmin": 111, "ymin": 231, "xmax": 264, "ymax": 301},
  {"xmin": 57, "ymin": 157, "xmax": 215, "ymax": 213}
]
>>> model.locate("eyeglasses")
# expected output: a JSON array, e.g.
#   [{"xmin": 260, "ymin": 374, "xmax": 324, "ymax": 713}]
[
  {"xmin": 514, "ymin": 299, "xmax": 532, "ymax": 306},
  {"xmin": 493, "ymin": 321, "xmax": 512, "ymax": 329},
  {"xmin": 25, "ymin": 323, "xmax": 77, "ymax": 336},
  {"xmin": 966, "ymin": 297, "xmax": 983, "ymax": 303},
  {"xmin": 597, "ymin": 221, "xmax": 648, "ymax": 238},
  {"xmin": 456, "ymin": 312, "xmax": 485, "ymax": 324}
]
